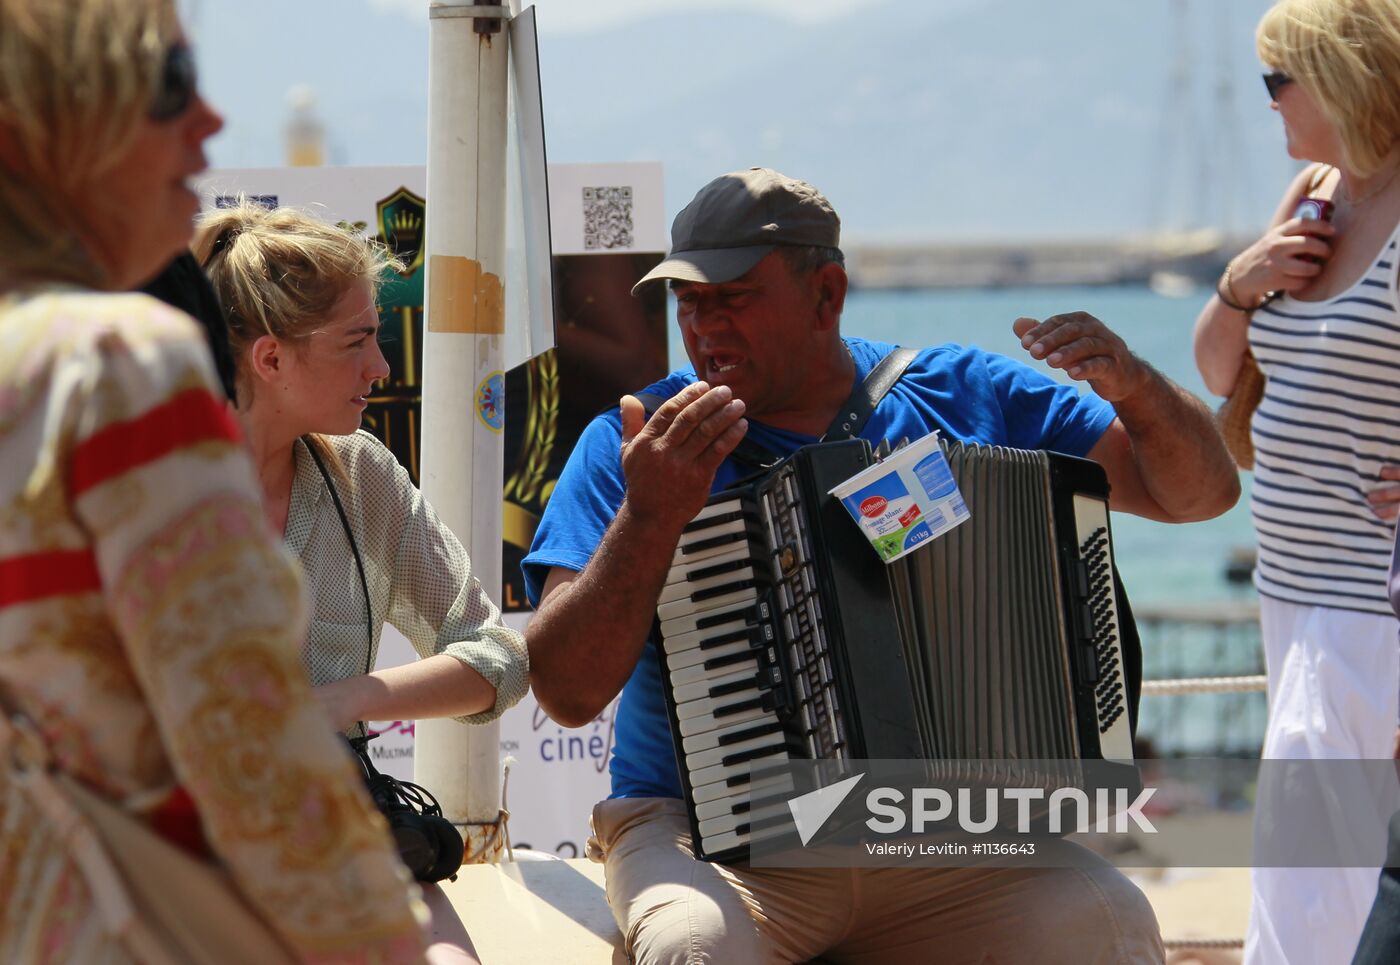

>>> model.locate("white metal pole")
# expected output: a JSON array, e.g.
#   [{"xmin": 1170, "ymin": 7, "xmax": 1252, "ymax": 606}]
[{"xmin": 418, "ymin": 0, "xmax": 511, "ymax": 863}]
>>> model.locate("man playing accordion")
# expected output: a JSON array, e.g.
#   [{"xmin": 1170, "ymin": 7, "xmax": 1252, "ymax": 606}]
[{"xmin": 523, "ymin": 167, "xmax": 1238, "ymax": 965}]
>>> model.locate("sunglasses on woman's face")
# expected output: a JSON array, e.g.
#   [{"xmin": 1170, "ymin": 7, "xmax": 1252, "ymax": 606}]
[
  {"xmin": 1262, "ymin": 70, "xmax": 1293, "ymax": 101},
  {"xmin": 149, "ymin": 44, "xmax": 198, "ymax": 122}
]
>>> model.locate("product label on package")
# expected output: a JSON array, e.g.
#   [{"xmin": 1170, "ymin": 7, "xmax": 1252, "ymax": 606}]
[
  {"xmin": 914, "ymin": 451, "xmax": 957, "ymax": 500},
  {"xmin": 839, "ymin": 472, "xmax": 931, "ymax": 561}
]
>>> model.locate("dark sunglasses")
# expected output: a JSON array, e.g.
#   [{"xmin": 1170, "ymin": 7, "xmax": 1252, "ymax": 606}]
[
  {"xmin": 149, "ymin": 44, "xmax": 198, "ymax": 122},
  {"xmin": 1262, "ymin": 70, "xmax": 1293, "ymax": 101}
]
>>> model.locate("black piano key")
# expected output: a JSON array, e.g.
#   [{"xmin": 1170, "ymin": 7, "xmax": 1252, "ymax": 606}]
[
  {"xmin": 749, "ymin": 812, "xmax": 789, "ymax": 833},
  {"xmin": 732, "ymin": 801, "xmax": 751, "ymax": 815},
  {"xmin": 717, "ymin": 721, "xmax": 784, "ymax": 747},
  {"xmin": 688, "ymin": 557, "xmax": 757, "ymax": 582},
  {"xmin": 682, "ymin": 509, "xmax": 747, "ymax": 534},
  {"xmin": 710, "ymin": 676, "xmax": 761, "ymax": 699},
  {"xmin": 720, "ymin": 744, "xmax": 785, "ymax": 767},
  {"xmin": 725, "ymin": 773, "xmax": 751, "ymax": 788},
  {"xmin": 682, "ymin": 531, "xmax": 751, "ymax": 556},
  {"xmin": 714, "ymin": 696, "xmax": 763, "ymax": 718},
  {"xmin": 692, "ymin": 578, "xmax": 760, "ymax": 603},
  {"xmin": 703, "ymin": 650, "xmax": 759, "ymax": 672},
  {"xmin": 697, "ymin": 628, "xmax": 752, "ymax": 651},
  {"xmin": 696, "ymin": 609, "xmax": 750, "ymax": 631}
]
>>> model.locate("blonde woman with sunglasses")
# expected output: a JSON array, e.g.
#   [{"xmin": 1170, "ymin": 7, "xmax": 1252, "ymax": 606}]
[{"xmin": 1192, "ymin": 2, "xmax": 1400, "ymax": 962}]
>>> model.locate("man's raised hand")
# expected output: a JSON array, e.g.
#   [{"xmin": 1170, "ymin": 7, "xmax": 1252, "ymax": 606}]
[
  {"xmin": 1014, "ymin": 312, "xmax": 1150, "ymax": 403},
  {"xmin": 618, "ymin": 381, "xmax": 748, "ymax": 528}
]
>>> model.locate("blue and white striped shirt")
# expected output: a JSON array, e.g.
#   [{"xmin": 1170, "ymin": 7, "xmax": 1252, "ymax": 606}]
[{"xmin": 1249, "ymin": 229, "xmax": 1400, "ymax": 615}]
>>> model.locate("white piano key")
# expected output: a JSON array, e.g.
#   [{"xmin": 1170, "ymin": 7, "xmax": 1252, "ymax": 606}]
[
  {"xmin": 699, "ymin": 828, "xmax": 749, "ymax": 855},
  {"xmin": 694, "ymin": 797, "xmax": 744, "ymax": 822},
  {"xmin": 660, "ymin": 596, "xmax": 761, "ymax": 639},
  {"xmin": 700, "ymin": 819, "xmax": 786, "ymax": 859},
  {"xmin": 687, "ymin": 497, "xmax": 743, "ymax": 527},
  {"xmin": 672, "ymin": 518, "xmax": 753, "ymax": 566},
  {"xmin": 677, "ymin": 510, "xmax": 747, "ymax": 544},
  {"xmin": 685, "ymin": 732, "xmax": 787, "ymax": 772},
  {"xmin": 690, "ymin": 772, "xmax": 795, "ymax": 822},
  {"xmin": 676, "ymin": 701, "xmax": 772, "ymax": 738},
  {"xmin": 669, "ymin": 651, "xmax": 758, "ymax": 687},
  {"xmin": 672, "ymin": 667, "xmax": 757, "ymax": 705},
  {"xmin": 681, "ymin": 717, "xmax": 782, "ymax": 755},
  {"xmin": 663, "ymin": 544, "xmax": 751, "ymax": 588},
  {"xmin": 690, "ymin": 764, "xmax": 794, "ymax": 806},
  {"xmin": 657, "ymin": 565, "xmax": 759, "ymax": 606},
  {"xmin": 697, "ymin": 810, "xmax": 749, "ymax": 838},
  {"xmin": 661, "ymin": 617, "xmax": 752, "ymax": 657},
  {"xmin": 657, "ymin": 585, "xmax": 758, "ymax": 623},
  {"xmin": 689, "ymin": 750, "xmax": 789, "ymax": 791},
  {"xmin": 666, "ymin": 636, "xmax": 752, "ymax": 672}
]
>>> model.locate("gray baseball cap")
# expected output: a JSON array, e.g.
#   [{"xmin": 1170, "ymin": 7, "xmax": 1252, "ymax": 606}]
[{"xmin": 631, "ymin": 167, "xmax": 841, "ymax": 296}]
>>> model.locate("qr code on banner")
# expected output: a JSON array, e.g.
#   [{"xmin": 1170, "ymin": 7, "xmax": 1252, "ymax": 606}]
[{"xmin": 583, "ymin": 186, "xmax": 633, "ymax": 250}]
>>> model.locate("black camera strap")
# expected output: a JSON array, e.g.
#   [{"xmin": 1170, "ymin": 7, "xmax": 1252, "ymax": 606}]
[
  {"xmin": 305, "ymin": 439, "xmax": 375, "ymax": 704},
  {"xmin": 307, "ymin": 439, "xmax": 465, "ymax": 882}
]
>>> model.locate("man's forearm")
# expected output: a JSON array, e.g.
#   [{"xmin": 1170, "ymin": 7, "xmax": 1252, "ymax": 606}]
[
  {"xmin": 1113, "ymin": 364, "xmax": 1240, "ymax": 521},
  {"xmin": 528, "ymin": 499, "xmax": 685, "ymax": 727}
]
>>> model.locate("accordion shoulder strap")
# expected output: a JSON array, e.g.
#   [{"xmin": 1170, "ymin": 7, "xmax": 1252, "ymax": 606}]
[
  {"xmin": 822, "ymin": 346, "xmax": 918, "ymax": 442},
  {"xmin": 633, "ymin": 345, "xmax": 919, "ymax": 470}
]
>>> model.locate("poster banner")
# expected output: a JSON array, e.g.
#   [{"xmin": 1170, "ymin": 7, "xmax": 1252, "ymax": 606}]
[{"xmin": 198, "ymin": 163, "xmax": 667, "ymax": 856}]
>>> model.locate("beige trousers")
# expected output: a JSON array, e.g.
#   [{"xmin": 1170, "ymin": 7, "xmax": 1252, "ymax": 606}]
[{"xmin": 588, "ymin": 797, "xmax": 1163, "ymax": 965}]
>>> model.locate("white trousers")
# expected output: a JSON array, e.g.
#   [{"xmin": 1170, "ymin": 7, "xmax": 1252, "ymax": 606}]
[{"xmin": 1245, "ymin": 596, "xmax": 1400, "ymax": 965}]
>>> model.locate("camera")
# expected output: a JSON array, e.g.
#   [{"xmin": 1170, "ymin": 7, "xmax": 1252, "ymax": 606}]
[{"xmin": 346, "ymin": 735, "xmax": 465, "ymax": 883}]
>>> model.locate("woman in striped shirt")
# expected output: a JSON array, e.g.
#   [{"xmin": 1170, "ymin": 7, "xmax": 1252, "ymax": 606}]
[{"xmin": 1194, "ymin": 2, "xmax": 1400, "ymax": 962}]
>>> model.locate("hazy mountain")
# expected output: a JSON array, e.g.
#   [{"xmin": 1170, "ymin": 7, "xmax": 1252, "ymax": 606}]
[{"xmin": 195, "ymin": 0, "xmax": 1292, "ymax": 240}]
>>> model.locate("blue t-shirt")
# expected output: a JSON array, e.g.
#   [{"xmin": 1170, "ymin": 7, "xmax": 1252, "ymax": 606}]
[{"xmin": 522, "ymin": 336, "xmax": 1116, "ymax": 800}]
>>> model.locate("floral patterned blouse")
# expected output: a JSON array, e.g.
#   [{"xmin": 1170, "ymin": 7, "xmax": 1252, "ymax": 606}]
[{"xmin": 0, "ymin": 290, "xmax": 428, "ymax": 962}]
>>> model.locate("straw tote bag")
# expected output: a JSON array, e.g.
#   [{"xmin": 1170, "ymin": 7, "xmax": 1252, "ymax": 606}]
[
  {"xmin": 0, "ymin": 712, "xmax": 296, "ymax": 965},
  {"xmin": 1215, "ymin": 350, "xmax": 1264, "ymax": 470}
]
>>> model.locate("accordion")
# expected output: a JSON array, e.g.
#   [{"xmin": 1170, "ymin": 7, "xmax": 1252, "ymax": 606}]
[{"xmin": 654, "ymin": 438, "xmax": 1137, "ymax": 863}]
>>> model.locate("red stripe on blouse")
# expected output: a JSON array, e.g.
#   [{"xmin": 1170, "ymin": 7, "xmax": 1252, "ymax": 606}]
[
  {"xmin": 0, "ymin": 548, "xmax": 101, "ymax": 608},
  {"xmin": 69, "ymin": 387, "xmax": 241, "ymax": 499},
  {"xmin": 149, "ymin": 785, "xmax": 212, "ymax": 858}
]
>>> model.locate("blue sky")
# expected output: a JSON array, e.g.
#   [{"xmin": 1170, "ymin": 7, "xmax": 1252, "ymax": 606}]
[
  {"xmin": 184, "ymin": 0, "xmax": 1292, "ymax": 240},
  {"xmin": 364, "ymin": 0, "xmax": 908, "ymax": 33}
]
